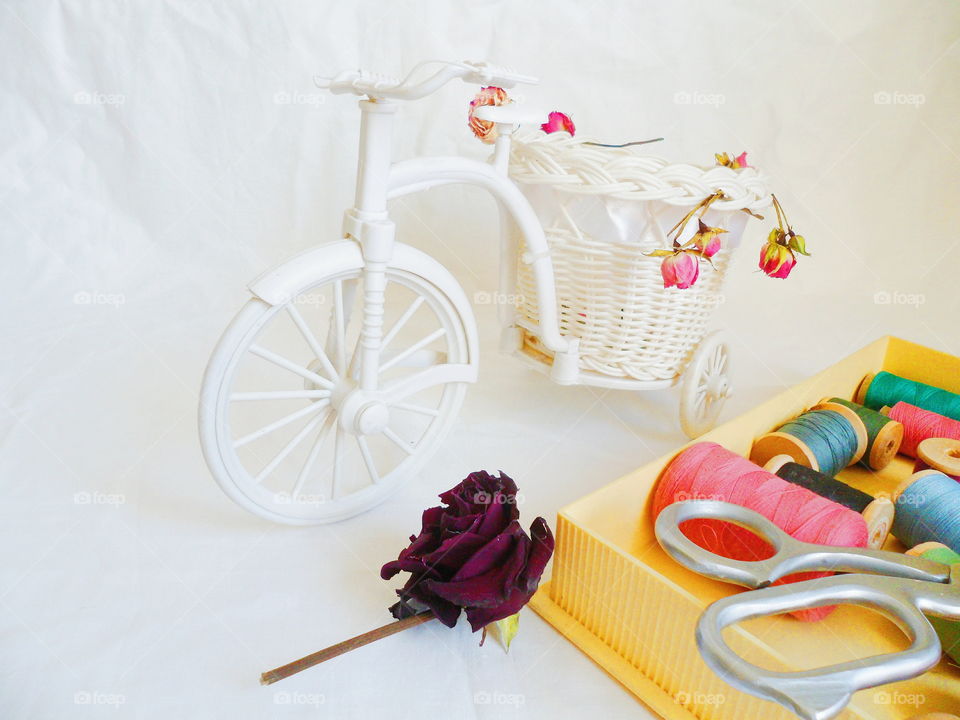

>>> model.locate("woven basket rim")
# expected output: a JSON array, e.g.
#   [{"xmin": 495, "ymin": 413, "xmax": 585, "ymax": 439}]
[{"xmin": 509, "ymin": 130, "xmax": 772, "ymax": 211}]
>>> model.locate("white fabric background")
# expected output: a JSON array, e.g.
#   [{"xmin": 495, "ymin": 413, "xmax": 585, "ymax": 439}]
[{"xmin": 2, "ymin": 1, "xmax": 959, "ymax": 718}]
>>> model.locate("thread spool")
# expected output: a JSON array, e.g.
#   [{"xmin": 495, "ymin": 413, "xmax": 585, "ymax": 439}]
[
  {"xmin": 653, "ymin": 442, "xmax": 869, "ymax": 621},
  {"xmin": 823, "ymin": 397, "xmax": 902, "ymax": 470},
  {"xmin": 905, "ymin": 542, "xmax": 960, "ymax": 665},
  {"xmin": 750, "ymin": 407, "xmax": 867, "ymax": 477},
  {"xmin": 763, "ymin": 454, "xmax": 894, "ymax": 549},
  {"xmin": 882, "ymin": 402, "xmax": 960, "ymax": 458},
  {"xmin": 892, "ymin": 470, "xmax": 960, "ymax": 553},
  {"xmin": 914, "ymin": 438, "xmax": 960, "ymax": 480},
  {"xmin": 858, "ymin": 371, "xmax": 960, "ymax": 421}
]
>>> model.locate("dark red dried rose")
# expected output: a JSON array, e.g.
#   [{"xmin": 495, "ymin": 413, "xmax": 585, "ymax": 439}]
[{"xmin": 380, "ymin": 471, "xmax": 554, "ymax": 632}]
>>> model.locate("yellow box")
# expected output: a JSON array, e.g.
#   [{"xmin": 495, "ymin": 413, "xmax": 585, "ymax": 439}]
[{"xmin": 530, "ymin": 336, "xmax": 960, "ymax": 719}]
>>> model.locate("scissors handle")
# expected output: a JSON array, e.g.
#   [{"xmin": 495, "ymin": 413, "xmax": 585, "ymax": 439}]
[
  {"xmin": 654, "ymin": 500, "xmax": 950, "ymax": 587},
  {"xmin": 697, "ymin": 574, "xmax": 946, "ymax": 720},
  {"xmin": 654, "ymin": 500, "xmax": 960, "ymax": 720}
]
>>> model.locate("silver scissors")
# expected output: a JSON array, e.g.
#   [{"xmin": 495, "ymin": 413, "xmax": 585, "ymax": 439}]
[{"xmin": 654, "ymin": 500, "xmax": 960, "ymax": 720}]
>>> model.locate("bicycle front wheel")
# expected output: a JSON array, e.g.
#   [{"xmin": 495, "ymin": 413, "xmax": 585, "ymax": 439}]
[{"xmin": 199, "ymin": 247, "xmax": 471, "ymax": 524}]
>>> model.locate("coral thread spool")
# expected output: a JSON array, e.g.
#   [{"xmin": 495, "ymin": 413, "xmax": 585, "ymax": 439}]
[
  {"xmin": 653, "ymin": 442, "xmax": 869, "ymax": 621},
  {"xmin": 763, "ymin": 454, "xmax": 894, "ymax": 549},
  {"xmin": 904, "ymin": 542, "xmax": 960, "ymax": 665},
  {"xmin": 750, "ymin": 406, "xmax": 867, "ymax": 477},
  {"xmin": 914, "ymin": 438, "xmax": 960, "ymax": 480},
  {"xmin": 882, "ymin": 402, "xmax": 960, "ymax": 458},
  {"xmin": 823, "ymin": 397, "xmax": 902, "ymax": 470},
  {"xmin": 892, "ymin": 470, "xmax": 960, "ymax": 553}
]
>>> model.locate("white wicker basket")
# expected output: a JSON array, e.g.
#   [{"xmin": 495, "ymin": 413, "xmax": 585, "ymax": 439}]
[{"xmin": 509, "ymin": 132, "xmax": 772, "ymax": 383}]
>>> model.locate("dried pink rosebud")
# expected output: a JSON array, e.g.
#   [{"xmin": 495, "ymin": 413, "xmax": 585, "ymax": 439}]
[
  {"xmin": 540, "ymin": 111, "xmax": 575, "ymax": 136},
  {"xmin": 758, "ymin": 241, "xmax": 797, "ymax": 278},
  {"xmin": 716, "ymin": 151, "xmax": 751, "ymax": 169},
  {"xmin": 468, "ymin": 86, "xmax": 509, "ymax": 144},
  {"xmin": 697, "ymin": 234, "xmax": 722, "ymax": 258},
  {"xmin": 661, "ymin": 251, "xmax": 701, "ymax": 289},
  {"xmin": 692, "ymin": 219, "xmax": 727, "ymax": 258}
]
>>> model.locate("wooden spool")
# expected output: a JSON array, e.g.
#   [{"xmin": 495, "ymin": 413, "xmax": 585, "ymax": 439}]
[
  {"xmin": 856, "ymin": 497, "xmax": 894, "ymax": 551},
  {"xmin": 817, "ymin": 398, "xmax": 903, "ymax": 470},
  {"xmin": 750, "ymin": 405, "xmax": 868, "ymax": 472},
  {"xmin": 763, "ymin": 453, "xmax": 800, "ymax": 475},
  {"xmin": 763, "ymin": 454, "xmax": 894, "ymax": 550},
  {"xmin": 855, "ymin": 372, "xmax": 875, "ymax": 405},
  {"xmin": 916, "ymin": 437, "xmax": 960, "ymax": 479}
]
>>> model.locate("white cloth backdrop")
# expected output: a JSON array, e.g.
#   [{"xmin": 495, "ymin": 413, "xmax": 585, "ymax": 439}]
[{"xmin": 2, "ymin": 1, "xmax": 959, "ymax": 718}]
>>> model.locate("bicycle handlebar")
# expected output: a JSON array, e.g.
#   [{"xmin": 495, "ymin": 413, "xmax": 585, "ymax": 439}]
[{"xmin": 314, "ymin": 60, "xmax": 538, "ymax": 101}]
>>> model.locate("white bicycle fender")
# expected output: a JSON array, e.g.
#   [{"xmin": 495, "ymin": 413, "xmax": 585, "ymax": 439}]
[{"xmin": 247, "ymin": 240, "xmax": 480, "ymax": 369}]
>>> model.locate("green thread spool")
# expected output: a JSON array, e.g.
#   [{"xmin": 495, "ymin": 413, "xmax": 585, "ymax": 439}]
[
  {"xmin": 906, "ymin": 542, "xmax": 960, "ymax": 664},
  {"xmin": 751, "ymin": 405, "xmax": 867, "ymax": 476},
  {"xmin": 824, "ymin": 397, "xmax": 903, "ymax": 470},
  {"xmin": 859, "ymin": 371, "xmax": 960, "ymax": 422}
]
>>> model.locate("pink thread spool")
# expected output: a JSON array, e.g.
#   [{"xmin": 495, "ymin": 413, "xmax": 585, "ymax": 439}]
[
  {"xmin": 913, "ymin": 437, "xmax": 960, "ymax": 480},
  {"xmin": 883, "ymin": 402, "xmax": 960, "ymax": 458},
  {"xmin": 652, "ymin": 442, "xmax": 869, "ymax": 621}
]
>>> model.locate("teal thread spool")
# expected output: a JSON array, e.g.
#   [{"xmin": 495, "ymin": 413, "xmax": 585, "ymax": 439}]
[
  {"xmin": 906, "ymin": 542, "xmax": 960, "ymax": 664},
  {"xmin": 751, "ymin": 406, "xmax": 867, "ymax": 477},
  {"xmin": 824, "ymin": 397, "xmax": 903, "ymax": 470},
  {"xmin": 859, "ymin": 371, "xmax": 960, "ymax": 422},
  {"xmin": 893, "ymin": 470, "xmax": 960, "ymax": 553}
]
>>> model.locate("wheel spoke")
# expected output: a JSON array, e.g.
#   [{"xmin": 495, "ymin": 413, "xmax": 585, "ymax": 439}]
[
  {"xmin": 357, "ymin": 435, "xmax": 379, "ymax": 484},
  {"xmin": 712, "ymin": 348, "xmax": 727, "ymax": 374},
  {"xmin": 346, "ymin": 336, "xmax": 363, "ymax": 380},
  {"xmin": 382, "ymin": 426, "xmax": 414, "ymax": 455},
  {"xmin": 291, "ymin": 411, "xmax": 336, "ymax": 499},
  {"xmin": 286, "ymin": 304, "xmax": 338, "ymax": 380},
  {"xmin": 382, "ymin": 348, "xmax": 444, "ymax": 369},
  {"xmin": 379, "ymin": 328, "xmax": 446, "ymax": 374},
  {"xmin": 334, "ymin": 279, "xmax": 347, "ymax": 373},
  {"xmin": 390, "ymin": 402, "xmax": 440, "ymax": 418},
  {"xmin": 255, "ymin": 410, "xmax": 328, "ymax": 483},
  {"xmin": 331, "ymin": 427, "xmax": 345, "ymax": 498},
  {"xmin": 249, "ymin": 345, "xmax": 334, "ymax": 389},
  {"xmin": 381, "ymin": 296, "xmax": 425, "ymax": 354},
  {"xmin": 231, "ymin": 390, "xmax": 330, "ymax": 402},
  {"xmin": 234, "ymin": 400, "xmax": 329, "ymax": 448},
  {"xmin": 383, "ymin": 364, "xmax": 474, "ymax": 404}
]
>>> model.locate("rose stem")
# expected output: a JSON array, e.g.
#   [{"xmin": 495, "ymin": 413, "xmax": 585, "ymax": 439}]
[
  {"xmin": 260, "ymin": 611, "xmax": 435, "ymax": 685},
  {"xmin": 771, "ymin": 194, "xmax": 787, "ymax": 231}
]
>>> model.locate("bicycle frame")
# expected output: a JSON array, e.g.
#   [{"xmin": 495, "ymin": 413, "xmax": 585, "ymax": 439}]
[
  {"xmin": 201, "ymin": 63, "xmax": 742, "ymax": 526},
  {"xmin": 345, "ymin": 99, "xmax": 578, "ymax": 393}
]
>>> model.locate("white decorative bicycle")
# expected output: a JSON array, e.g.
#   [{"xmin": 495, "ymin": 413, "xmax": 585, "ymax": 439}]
[{"xmin": 199, "ymin": 60, "xmax": 768, "ymax": 525}]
